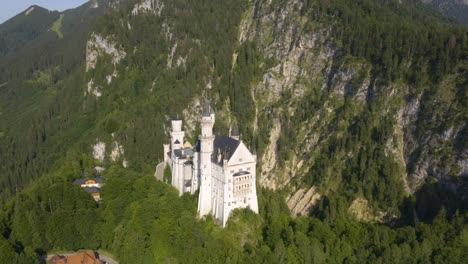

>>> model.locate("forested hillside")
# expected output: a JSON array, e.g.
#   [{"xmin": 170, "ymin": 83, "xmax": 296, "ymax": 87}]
[
  {"xmin": 420, "ymin": 0, "xmax": 468, "ymax": 25},
  {"xmin": 0, "ymin": 0, "xmax": 466, "ymax": 263}
]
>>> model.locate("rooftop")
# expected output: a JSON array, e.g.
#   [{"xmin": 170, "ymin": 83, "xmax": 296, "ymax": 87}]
[
  {"xmin": 84, "ymin": 186, "xmax": 100, "ymax": 193},
  {"xmin": 212, "ymin": 135, "xmax": 240, "ymax": 164},
  {"xmin": 73, "ymin": 177, "xmax": 104, "ymax": 185},
  {"xmin": 172, "ymin": 114, "xmax": 182, "ymax": 121}
]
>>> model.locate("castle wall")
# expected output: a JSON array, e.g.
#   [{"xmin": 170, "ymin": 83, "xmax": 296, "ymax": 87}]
[
  {"xmin": 211, "ymin": 163, "xmax": 225, "ymax": 222},
  {"xmin": 165, "ymin": 109, "xmax": 258, "ymax": 227}
]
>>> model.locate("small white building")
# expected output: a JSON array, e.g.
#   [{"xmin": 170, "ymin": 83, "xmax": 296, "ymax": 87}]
[{"xmin": 163, "ymin": 101, "xmax": 259, "ymax": 226}]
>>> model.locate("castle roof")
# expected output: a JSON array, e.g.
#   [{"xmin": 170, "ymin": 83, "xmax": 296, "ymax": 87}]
[
  {"xmin": 233, "ymin": 171, "xmax": 250, "ymax": 176},
  {"xmin": 172, "ymin": 114, "xmax": 182, "ymax": 121},
  {"xmin": 73, "ymin": 177, "xmax": 104, "ymax": 185},
  {"xmin": 212, "ymin": 135, "xmax": 240, "ymax": 164},
  {"xmin": 174, "ymin": 147, "xmax": 194, "ymax": 159},
  {"xmin": 84, "ymin": 186, "xmax": 100, "ymax": 193}
]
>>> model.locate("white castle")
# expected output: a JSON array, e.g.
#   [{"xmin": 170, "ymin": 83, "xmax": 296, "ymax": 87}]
[{"xmin": 163, "ymin": 101, "xmax": 259, "ymax": 226}]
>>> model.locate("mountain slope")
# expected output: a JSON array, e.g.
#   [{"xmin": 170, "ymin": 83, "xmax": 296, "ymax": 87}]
[
  {"xmin": 421, "ymin": 0, "xmax": 468, "ymax": 25},
  {"xmin": 0, "ymin": 0, "xmax": 466, "ymax": 216},
  {"xmin": 0, "ymin": 0, "xmax": 110, "ymax": 201},
  {"xmin": 0, "ymin": 6, "xmax": 59, "ymax": 57},
  {"xmin": 0, "ymin": 0, "xmax": 467, "ymax": 263}
]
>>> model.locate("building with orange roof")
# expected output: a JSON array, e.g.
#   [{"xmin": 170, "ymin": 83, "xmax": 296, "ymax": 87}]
[{"xmin": 49, "ymin": 250, "xmax": 102, "ymax": 264}]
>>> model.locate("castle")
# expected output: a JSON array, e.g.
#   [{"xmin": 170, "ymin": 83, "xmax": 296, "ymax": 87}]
[{"xmin": 163, "ymin": 101, "xmax": 259, "ymax": 226}]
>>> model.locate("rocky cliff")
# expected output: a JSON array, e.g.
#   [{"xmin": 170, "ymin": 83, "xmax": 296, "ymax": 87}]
[{"xmin": 1, "ymin": 0, "xmax": 466, "ymax": 220}]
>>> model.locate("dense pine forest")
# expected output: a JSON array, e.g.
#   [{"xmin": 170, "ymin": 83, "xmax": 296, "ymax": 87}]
[{"xmin": 0, "ymin": 0, "xmax": 467, "ymax": 263}]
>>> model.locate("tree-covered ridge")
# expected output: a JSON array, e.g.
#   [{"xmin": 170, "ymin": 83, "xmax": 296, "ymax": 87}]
[
  {"xmin": 419, "ymin": 0, "xmax": 468, "ymax": 25},
  {"xmin": 0, "ymin": 6, "xmax": 59, "ymax": 58},
  {"xmin": 0, "ymin": 165, "xmax": 467, "ymax": 263},
  {"xmin": 0, "ymin": 0, "xmax": 466, "ymax": 262},
  {"xmin": 0, "ymin": 1, "xmax": 110, "ymax": 202},
  {"xmin": 242, "ymin": 0, "xmax": 467, "ymax": 217}
]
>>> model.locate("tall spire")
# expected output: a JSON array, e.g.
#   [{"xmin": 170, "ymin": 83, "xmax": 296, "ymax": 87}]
[
  {"xmin": 230, "ymin": 122, "xmax": 240, "ymax": 140},
  {"xmin": 202, "ymin": 98, "xmax": 214, "ymax": 117}
]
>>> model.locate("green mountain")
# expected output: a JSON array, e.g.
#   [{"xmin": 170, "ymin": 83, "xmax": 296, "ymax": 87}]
[
  {"xmin": 0, "ymin": 0, "xmax": 466, "ymax": 263},
  {"xmin": 421, "ymin": 0, "xmax": 468, "ymax": 25},
  {"xmin": 0, "ymin": 6, "xmax": 60, "ymax": 57}
]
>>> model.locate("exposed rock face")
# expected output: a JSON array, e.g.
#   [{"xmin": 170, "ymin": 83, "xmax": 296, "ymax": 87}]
[
  {"xmin": 260, "ymin": 118, "xmax": 280, "ymax": 189},
  {"xmin": 166, "ymin": 43, "xmax": 178, "ymax": 68},
  {"xmin": 179, "ymin": 97, "xmax": 202, "ymax": 140},
  {"xmin": 421, "ymin": 0, "xmax": 468, "ymax": 6},
  {"xmin": 86, "ymin": 33, "xmax": 126, "ymax": 72},
  {"xmin": 287, "ymin": 187, "xmax": 321, "ymax": 217},
  {"xmin": 25, "ymin": 7, "xmax": 35, "ymax": 16},
  {"xmin": 91, "ymin": 0, "xmax": 99, "ymax": 9},
  {"xmin": 87, "ymin": 80, "xmax": 102, "ymax": 97},
  {"xmin": 82, "ymin": 0, "xmax": 466, "ymax": 219},
  {"xmin": 235, "ymin": 0, "xmax": 466, "ymax": 215},
  {"xmin": 348, "ymin": 198, "xmax": 386, "ymax": 222},
  {"xmin": 110, "ymin": 141, "xmax": 124, "ymax": 161},
  {"xmin": 240, "ymin": 0, "xmax": 335, "ymax": 104},
  {"xmin": 85, "ymin": 33, "xmax": 126, "ymax": 97},
  {"xmin": 93, "ymin": 141, "xmax": 106, "ymax": 162},
  {"xmin": 132, "ymin": 0, "xmax": 164, "ymax": 16},
  {"xmin": 419, "ymin": 0, "xmax": 468, "ymax": 24}
]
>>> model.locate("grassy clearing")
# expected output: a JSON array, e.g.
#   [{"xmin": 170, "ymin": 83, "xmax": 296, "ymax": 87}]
[{"xmin": 51, "ymin": 14, "xmax": 65, "ymax": 39}]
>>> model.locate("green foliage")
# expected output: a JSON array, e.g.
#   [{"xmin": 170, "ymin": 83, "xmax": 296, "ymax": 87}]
[
  {"xmin": 0, "ymin": 163, "xmax": 465, "ymax": 263},
  {"xmin": 303, "ymin": 0, "xmax": 467, "ymax": 86},
  {"xmin": 0, "ymin": 0, "xmax": 466, "ymax": 263},
  {"xmin": 163, "ymin": 165, "xmax": 171, "ymax": 184},
  {"xmin": 51, "ymin": 14, "xmax": 64, "ymax": 39}
]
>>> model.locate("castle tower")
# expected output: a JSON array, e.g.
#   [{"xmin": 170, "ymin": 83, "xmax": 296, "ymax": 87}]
[
  {"xmin": 170, "ymin": 115, "xmax": 185, "ymax": 193},
  {"xmin": 170, "ymin": 115, "xmax": 185, "ymax": 156},
  {"xmin": 230, "ymin": 123, "xmax": 240, "ymax": 141},
  {"xmin": 163, "ymin": 144, "xmax": 170, "ymax": 163},
  {"xmin": 198, "ymin": 100, "xmax": 215, "ymax": 217}
]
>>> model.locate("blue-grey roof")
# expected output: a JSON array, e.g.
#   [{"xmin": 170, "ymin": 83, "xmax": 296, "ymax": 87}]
[
  {"xmin": 74, "ymin": 178, "xmax": 87, "ymax": 185},
  {"xmin": 94, "ymin": 176, "xmax": 104, "ymax": 183},
  {"xmin": 233, "ymin": 171, "xmax": 250, "ymax": 176},
  {"xmin": 84, "ymin": 186, "xmax": 100, "ymax": 193},
  {"xmin": 73, "ymin": 177, "xmax": 104, "ymax": 185},
  {"xmin": 174, "ymin": 147, "xmax": 194, "ymax": 159},
  {"xmin": 212, "ymin": 135, "xmax": 240, "ymax": 164}
]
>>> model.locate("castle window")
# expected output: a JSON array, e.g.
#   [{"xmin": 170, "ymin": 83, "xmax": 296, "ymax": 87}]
[{"xmin": 239, "ymin": 158, "xmax": 243, "ymax": 162}]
